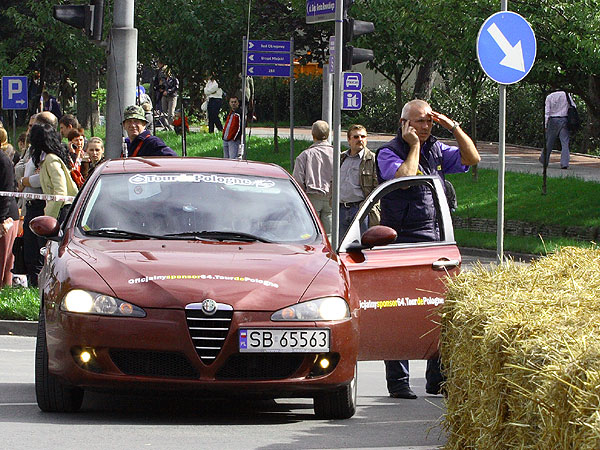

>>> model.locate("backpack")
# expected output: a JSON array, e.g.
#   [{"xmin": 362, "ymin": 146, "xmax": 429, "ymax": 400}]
[{"xmin": 565, "ymin": 92, "xmax": 581, "ymax": 133}]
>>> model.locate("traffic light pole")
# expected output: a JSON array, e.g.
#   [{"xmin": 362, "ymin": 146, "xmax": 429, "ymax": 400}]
[
  {"xmin": 105, "ymin": 0, "xmax": 137, "ymax": 159},
  {"xmin": 331, "ymin": 0, "xmax": 343, "ymax": 249}
]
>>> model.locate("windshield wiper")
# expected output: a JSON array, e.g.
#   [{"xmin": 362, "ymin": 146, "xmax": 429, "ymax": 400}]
[
  {"xmin": 84, "ymin": 228, "xmax": 162, "ymax": 240},
  {"xmin": 163, "ymin": 231, "xmax": 272, "ymax": 243}
]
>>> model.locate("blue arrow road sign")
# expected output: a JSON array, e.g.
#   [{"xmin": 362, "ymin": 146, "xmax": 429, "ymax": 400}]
[
  {"xmin": 247, "ymin": 65, "xmax": 291, "ymax": 78},
  {"xmin": 2, "ymin": 76, "xmax": 28, "ymax": 110},
  {"xmin": 342, "ymin": 91, "xmax": 362, "ymax": 110},
  {"xmin": 247, "ymin": 40, "xmax": 291, "ymax": 53},
  {"xmin": 343, "ymin": 72, "xmax": 362, "ymax": 91},
  {"xmin": 477, "ymin": 11, "xmax": 536, "ymax": 85},
  {"xmin": 247, "ymin": 52, "xmax": 291, "ymax": 65}
]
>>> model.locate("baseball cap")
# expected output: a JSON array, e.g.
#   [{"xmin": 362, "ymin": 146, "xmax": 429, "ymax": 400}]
[{"xmin": 123, "ymin": 105, "xmax": 148, "ymax": 123}]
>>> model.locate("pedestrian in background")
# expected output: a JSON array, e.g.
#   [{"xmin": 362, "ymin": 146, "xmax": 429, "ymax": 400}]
[
  {"xmin": 122, "ymin": 105, "xmax": 177, "ymax": 157},
  {"xmin": 29, "ymin": 122, "xmax": 78, "ymax": 222},
  {"xmin": 204, "ymin": 73, "xmax": 224, "ymax": 133},
  {"xmin": 81, "ymin": 137, "xmax": 105, "ymax": 179},
  {"xmin": 376, "ymin": 99, "xmax": 480, "ymax": 399},
  {"xmin": 222, "ymin": 96, "xmax": 242, "ymax": 158},
  {"xmin": 0, "ymin": 127, "xmax": 18, "ymax": 165},
  {"xmin": 339, "ymin": 124, "xmax": 379, "ymax": 239},
  {"xmin": 160, "ymin": 68, "xmax": 179, "ymax": 128},
  {"xmin": 0, "ymin": 146, "xmax": 19, "ymax": 286},
  {"xmin": 541, "ymin": 90, "xmax": 574, "ymax": 169},
  {"xmin": 41, "ymin": 91, "xmax": 62, "ymax": 120},
  {"xmin": 292, "ymin": 120, "xmax": 334, "ymax": 238}
]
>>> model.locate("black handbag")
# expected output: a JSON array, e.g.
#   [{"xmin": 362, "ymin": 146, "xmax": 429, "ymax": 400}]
[{"xmin": 565, "ymin": 92, "xmax": 581, "ymax": 133}]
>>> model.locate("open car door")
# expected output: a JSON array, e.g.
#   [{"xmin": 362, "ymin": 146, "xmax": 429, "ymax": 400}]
[{"xmin": 338, "ymin": 176, "xmax": 461, "ymax": 361}]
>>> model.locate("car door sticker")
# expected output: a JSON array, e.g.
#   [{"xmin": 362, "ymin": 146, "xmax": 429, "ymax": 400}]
[{"xmin": 359, "ymin": 296, "xmax": 444, "ymax": 310}]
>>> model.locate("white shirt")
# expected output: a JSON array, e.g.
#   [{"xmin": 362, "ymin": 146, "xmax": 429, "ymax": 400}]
[{"xmin": 545, "ymin": 91, "xmax": 572, "ymax": 127}]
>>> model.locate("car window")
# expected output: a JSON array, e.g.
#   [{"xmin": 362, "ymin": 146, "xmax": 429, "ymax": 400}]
[{"xmin": 80, "ymin": 172, "xmax": 318, "ymax": 243}]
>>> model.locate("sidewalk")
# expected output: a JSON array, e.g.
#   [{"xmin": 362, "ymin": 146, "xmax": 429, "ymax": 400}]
[{"xmin": 247, "ymin": 126, "xmax": 600, "ymax": 183}]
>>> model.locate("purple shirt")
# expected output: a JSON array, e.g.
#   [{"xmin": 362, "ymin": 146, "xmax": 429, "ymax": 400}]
[{"xmin": 377, "ymin": 140, "xmax": 468, "ymax": 181}]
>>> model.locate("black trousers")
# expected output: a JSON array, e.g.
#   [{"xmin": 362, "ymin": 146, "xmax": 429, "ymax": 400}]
[
  {"xmin": 23, "ymin": 200, "xmax": 46, "ymax": 288},
  {"xmin": 207, "ymin": 98, "xmax": 223, "ymax": 133}
]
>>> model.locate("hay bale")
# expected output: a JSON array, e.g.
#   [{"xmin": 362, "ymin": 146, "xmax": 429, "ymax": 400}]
[{"xmin": 441, "ymin": 246, "xmax": 600, "ymax": 449}]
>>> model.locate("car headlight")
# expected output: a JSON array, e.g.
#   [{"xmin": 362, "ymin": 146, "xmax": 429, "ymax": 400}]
[
  {"xmin": 61, "ymin": 289, "xmax": 146, "ymax": 317},
  {"xmin": 271, "ymin": 297, "xmax": 350, "ymax": 321}
]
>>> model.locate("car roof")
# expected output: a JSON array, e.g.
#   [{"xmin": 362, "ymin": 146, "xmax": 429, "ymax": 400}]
[{"xmin": 99, "ymin": 157, "xmax": 291, "ymax": 179}]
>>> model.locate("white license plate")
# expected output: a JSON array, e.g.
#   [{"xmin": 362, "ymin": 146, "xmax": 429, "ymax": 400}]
[{"xmin": 239, "ymin": 328, "xmax": 330, "ymax": 353}]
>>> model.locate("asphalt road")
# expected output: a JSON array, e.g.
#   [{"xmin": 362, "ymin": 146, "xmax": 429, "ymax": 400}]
[{"xmin": 1, "ymin": 334, "xmax": 446, "ymax": 450}]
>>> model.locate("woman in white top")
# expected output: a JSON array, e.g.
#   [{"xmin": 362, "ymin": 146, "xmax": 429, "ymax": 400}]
[{"xmin": 204, "ymin": 73, "xmax": 224, "ymax": 133}]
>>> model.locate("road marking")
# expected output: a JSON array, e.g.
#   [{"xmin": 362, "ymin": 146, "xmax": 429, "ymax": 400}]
[
  {"xmin": 0, "ymin": 349, "xmax": 35, "ymax": 352},
  {"xmin": 0, "ymin": 403, "xmax": 37, "ymax": 406}
]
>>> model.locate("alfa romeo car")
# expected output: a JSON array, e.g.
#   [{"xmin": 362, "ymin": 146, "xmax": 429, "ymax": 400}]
[{"xmin": 31, "ymin": 157, "xmax": 460, "ymax": 419}]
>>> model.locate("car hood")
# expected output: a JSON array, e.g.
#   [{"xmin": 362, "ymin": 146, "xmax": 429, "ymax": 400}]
[{"xmin": 69, "ymin": 237, "xmax": 342, "ymax": 311}]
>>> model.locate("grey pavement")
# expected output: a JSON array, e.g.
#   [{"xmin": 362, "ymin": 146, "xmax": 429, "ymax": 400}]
[{"xmin": 247, "ymin": 126, "xmax": 600, "ymax": 183}]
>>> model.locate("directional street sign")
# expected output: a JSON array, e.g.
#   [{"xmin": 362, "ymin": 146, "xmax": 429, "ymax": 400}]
[
  {"xmin": 477, "ymin": 11, "xmax": 536, "ymax": 85},
  {"xmin": 2, "ymin": 76, "xmax": 28, "ymax": 110},
  {"xmin": 247, "ymin": 40, "xmax": 291, "ymax": 53},
  {"xmin": 247, "ymin": 52, "xmax": 291, "ymax": 65},
  {"xmin": 247, "ymin": 65, "xmax": 290, "ymax": 78},
  {"xmin": 306, "ymin": 0, "xmax": 336, "ymax": 24}
]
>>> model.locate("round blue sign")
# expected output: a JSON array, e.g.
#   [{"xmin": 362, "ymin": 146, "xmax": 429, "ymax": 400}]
[{"xmin": 477, "ymin": 11, "xmax": 536, "ymax": 85}]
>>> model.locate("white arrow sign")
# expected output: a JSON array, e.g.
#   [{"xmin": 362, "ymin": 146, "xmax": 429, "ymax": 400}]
[{"xmin": 487, "ymin": 23, "xmax": 525, "ymax": 72}]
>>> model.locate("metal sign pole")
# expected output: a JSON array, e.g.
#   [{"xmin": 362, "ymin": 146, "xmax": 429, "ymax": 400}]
[
  {"xmin": 496, "ymin": 0, "xmax": 508, "ymax": 264},
  {"xmin": 240, "ymin": 37, "xmax": 248, "ymax": 159},
  {"xmin": 331, "ymin": 0, "xmax": 343, "ymax": 249},
  {"xmin": 289, "ymin": 38, "xmax": 295, "ymax": 171}
]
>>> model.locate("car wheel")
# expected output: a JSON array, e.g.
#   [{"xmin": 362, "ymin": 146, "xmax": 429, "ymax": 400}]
[
  {"xmin": 313, "ymin": 364, "xmax": 357, "ymax": 419},
  {"xmin": 35, "ymin": 310, "xmax": 84, "ymax": 412}
]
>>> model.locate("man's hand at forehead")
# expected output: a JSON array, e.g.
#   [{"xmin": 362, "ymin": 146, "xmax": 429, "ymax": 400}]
[{"xmin": 430, "ymin": 111, "xmax": 454, "ymax": 130}]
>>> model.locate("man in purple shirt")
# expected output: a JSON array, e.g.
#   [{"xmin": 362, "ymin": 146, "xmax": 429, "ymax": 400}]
[{"xmin": 376, "ymin": 99, "xmax": 480, "ymax": 400}]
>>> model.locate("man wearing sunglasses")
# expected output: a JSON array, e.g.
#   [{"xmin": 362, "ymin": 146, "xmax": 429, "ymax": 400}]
[{"xmin": 338, "ymin": 124, "xmax": 379, "ymax": 239}]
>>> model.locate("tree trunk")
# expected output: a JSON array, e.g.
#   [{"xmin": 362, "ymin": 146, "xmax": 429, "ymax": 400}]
[
  {"xmin": 413, "ymin": 60, "xmax": 436, "ymax": 100},
  {"xmin": 76, "ymin": 67, "xmax": 99, "ymax": 132}
]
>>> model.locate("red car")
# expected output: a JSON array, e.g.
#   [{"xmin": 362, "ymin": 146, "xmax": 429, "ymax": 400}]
[{"xmin": 32, "ymin": 157, "xmax": 460, "ymax": 419}]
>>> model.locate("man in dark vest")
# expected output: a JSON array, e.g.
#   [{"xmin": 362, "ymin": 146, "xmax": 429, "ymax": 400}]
[
  {"xmin": 376, "ymin": 99, "xmax": 480, "ymax": 399},
  {"xmin": 122, "ymin": 105, "xmax": 177, "ymax": 157}
]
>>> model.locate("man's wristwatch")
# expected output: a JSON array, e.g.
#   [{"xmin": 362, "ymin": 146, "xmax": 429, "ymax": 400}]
[{"xmin": 450, "ymin": 121, "xmax": 460, "ymax": 132}]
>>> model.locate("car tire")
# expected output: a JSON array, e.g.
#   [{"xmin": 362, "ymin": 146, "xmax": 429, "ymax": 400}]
[
  {"xmin": 313, "ymin": 364, "xmax": 357, "ymax": 419},
  {"xmin": 35, "ymin": 310, "xmax": 84, "ymax": 412}
]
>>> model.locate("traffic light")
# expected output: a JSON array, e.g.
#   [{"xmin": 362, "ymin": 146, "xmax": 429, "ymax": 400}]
[
  {"xmin": 53, "ymin": 0, "xmax": 104, "ymax": 41},
  {"xmin": 342, "ymin": 1, "xmax": 375, "ymax": 71}
]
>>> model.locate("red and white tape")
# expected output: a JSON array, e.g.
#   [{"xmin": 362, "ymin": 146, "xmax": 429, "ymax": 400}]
[{"xmin": 0, "ymin": 191, "xmax": 75, "ymax": 202}]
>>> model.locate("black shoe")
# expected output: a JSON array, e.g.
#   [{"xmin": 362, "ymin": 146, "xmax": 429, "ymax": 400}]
[
  {"xmin": 389, "ymin": 386, "xmax": 417, "ymax": 399},
  {"xmin": 426, "ymin": 387, "xmax": 441, "ymax": 395}
]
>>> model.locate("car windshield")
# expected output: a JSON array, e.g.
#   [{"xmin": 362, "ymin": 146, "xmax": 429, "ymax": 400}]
[{"xmin": 79, "ymin": 172, "xmax": 318, "ymax": 243}]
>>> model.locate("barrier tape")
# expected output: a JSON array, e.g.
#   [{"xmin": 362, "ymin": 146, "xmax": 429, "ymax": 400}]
[{"xmin": 0, "ymin": 191, "xmax": 75, "ymax": 202}]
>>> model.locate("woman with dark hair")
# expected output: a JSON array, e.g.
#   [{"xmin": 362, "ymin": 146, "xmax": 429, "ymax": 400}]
[{"xmin": 28, "ymin": 123, "xmax": 78, "ymax": 221}]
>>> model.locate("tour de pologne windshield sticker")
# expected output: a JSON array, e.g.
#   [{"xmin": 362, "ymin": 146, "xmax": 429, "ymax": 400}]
[
  {"xmin": 127, "ymin": 273, "xmax": 279, "ymax": 289},
  {"xmin": 128, "ymin": 173, "xmax": 276, "ymax": 189},
  {"xmin": 360, "ymin": 296, "xmax": 444, "ymax": 310}
]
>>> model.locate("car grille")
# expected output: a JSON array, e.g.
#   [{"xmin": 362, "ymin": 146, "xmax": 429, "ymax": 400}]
[
  {"xmin": 109, "ymin": 349, "xmax": 199, "ymax": 379},
  {"xmin": 216, "ymin": 354, "xmax": 304, "ymax": 380},
  {"xmin": 185, "ymin": 302, "xmax": 233, "ymax": 365}
]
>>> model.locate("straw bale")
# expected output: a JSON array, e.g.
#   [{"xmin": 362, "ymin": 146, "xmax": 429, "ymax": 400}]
[{"xmin": 441, "ymin": 247, "xmax": 600, "ymax": 449}]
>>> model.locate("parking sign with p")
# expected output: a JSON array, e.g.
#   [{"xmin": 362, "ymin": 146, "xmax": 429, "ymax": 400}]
[{"xmin": 2, "ymin": 76, "xmax": 29, "ymax": 110}]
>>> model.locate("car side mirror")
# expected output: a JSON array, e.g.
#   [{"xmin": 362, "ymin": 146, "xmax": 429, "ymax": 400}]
[
  {"xmin": 361, "ymin": 225, "xmax": 397, "ymax": 249},
  {"xmin": 29, "ymin": 216, "xmax": 63, "ymax": 242}
]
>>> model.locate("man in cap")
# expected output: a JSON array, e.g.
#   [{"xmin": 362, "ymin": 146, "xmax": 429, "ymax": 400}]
[{"xmin": 122, "ymin": 105, "xmax": 177, "ymax": 157}]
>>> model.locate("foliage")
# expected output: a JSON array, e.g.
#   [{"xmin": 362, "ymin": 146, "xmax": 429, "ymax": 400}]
[
  {"xmin": 0, "ymin": 287, "xmax": 40, "ymax": 321},
  {"xmin": 342, "ymin": 84, "xmax": 401, "ymax": 132},
  {"xmin": 91, "ymin": 88, "xmax": 107, "ymax": 115}
]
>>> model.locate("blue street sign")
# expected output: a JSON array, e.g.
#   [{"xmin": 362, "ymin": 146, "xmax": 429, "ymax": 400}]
[
  {"xmin": 343, "ymin": 72, "xmax": 362, "ymax": 91},
  {"xmin": 477, "ymin": 11, "xmax": 536, "ymax": 85},
  {"xmin": 247, "ymin": 65, "xmax": 291, "ymax": 78},
  {"xmin": 247, "ymin": 52, "xmax": 291, "ymax": 65},
  {"xmin": 306, "ymin": 0, "xmax": 336, "ymax": 24},
  {"xmin": 342, "ymin": 91, "xmax": 362, "ymax": 110},
  {"xmin": 2, "ymin": 76, "xmax": 28, "ymax": 110},
  {"xmin": 247, "ymin": 40, "xmax": 291, "ymax": 53}
]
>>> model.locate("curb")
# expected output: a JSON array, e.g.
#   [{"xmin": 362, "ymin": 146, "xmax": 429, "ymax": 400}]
[
  {"xmin": 459, "ymin": 246, "xmax": 537, "ymax": 263},
  {"xmin": 0, "ymin": 319, "xmax": 37, "ymax": 337}
]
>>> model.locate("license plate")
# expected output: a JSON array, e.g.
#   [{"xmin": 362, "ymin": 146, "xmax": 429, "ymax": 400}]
[{"xmin": 239, "ymin": 328, "xmax": 330, "ymax": 353}]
